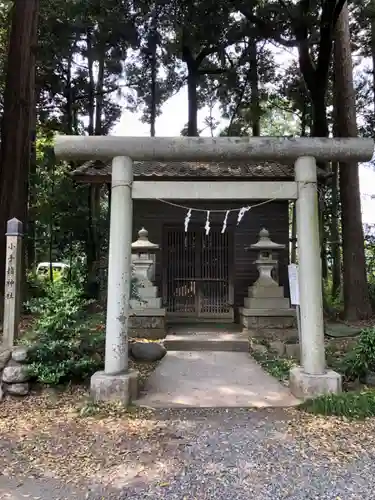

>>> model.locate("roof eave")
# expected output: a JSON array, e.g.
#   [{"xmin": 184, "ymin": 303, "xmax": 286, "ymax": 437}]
[{"xmin": 70, "ymin": 174, "xmax": 297, "ymax": 184}]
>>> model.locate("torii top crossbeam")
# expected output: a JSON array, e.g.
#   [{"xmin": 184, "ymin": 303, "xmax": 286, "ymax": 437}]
[{"xmin": 54, "ymin": 136, "xmax": 374, "ymax": 162}]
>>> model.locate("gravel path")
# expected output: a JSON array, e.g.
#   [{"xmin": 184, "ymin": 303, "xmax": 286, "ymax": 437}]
[{"xmin": 1, "ymin": 408, "xmax": 375, "ymax": 499}]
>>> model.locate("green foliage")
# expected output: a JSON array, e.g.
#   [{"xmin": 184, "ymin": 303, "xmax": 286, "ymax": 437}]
[
  {"xmin": 26, "ymin": 280, "xmax": 89, "ymax": 333},
  {"xmin": 300, "ymin": 390, "xmax": 375, "ymax": 419},
  {"xmin": 24, "ymin": 261, "xmax": 88, "ymax": 312},
  {"xmin": 22, "ymin": 264, "xmax": 142, "ymax": 385},
  {"xmin": 323, "ymin": 279, "xmax": 343, "ymax": 316},
  {"xmin": 261, "ymin": 357, "xmax": 295, "ymax": 381},
  {"xmin": 23, "ymin": 281, "xmax": 104, "ymax": 385},
  {"xmin": 250, "ymin": 342, "xmax": 297, "ymax": 381},
  {"xmin": 340, "ymin": 327, "xmax": 375, "ymax": 380},
  {"xmin": 25, "ymin": 271, "xmax": 49, "ymax": 300},
  {"xmin": 33, "ymin": 140, "xmax": 101, "ymax": 267}
]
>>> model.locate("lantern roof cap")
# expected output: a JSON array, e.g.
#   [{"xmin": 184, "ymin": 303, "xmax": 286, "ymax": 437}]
[
  {"xmin": 131, "ymin": 227, "xmax": 159, "ymax": 251},
  {"xmin": 250, "ymin": 228, "xmax": 285, "ymax": 250}
]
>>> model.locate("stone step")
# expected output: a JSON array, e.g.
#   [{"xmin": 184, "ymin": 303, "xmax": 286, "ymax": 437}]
[{"xmin": 163, "ymin": 332, "xmax": 249, "ymax": 353}]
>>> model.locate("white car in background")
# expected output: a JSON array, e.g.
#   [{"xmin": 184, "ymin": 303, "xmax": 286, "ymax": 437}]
[{"xmin": 36, "ymin": 262, "xmax": 70, "ymax": 277}]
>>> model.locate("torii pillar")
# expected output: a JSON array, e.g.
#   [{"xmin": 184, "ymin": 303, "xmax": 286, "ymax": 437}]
[
  {"xmin": 90, "ymin": 156, "xmax": 139, "ymax": 403},
  {"xmin": 289, "ymin": 157, "xmax": 342, "ymax": 399}
]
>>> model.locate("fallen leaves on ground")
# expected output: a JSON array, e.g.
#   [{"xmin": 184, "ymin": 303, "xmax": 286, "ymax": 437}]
[
  {"xmin": 2, "ymin": 383, "xmax": 375, "ymax": 489},
  {"xmin": 130, "ymin": 358, "xmax": 159, "ymax": 390},
  {"xmin": 0, "ymin": 386, "xmax": 165, "ymax": 483},
  {"xmin": 0, "ymin": 360, "xmax": 165, "ymax": 486},
  {"xmin": 285, "ymin": 408, "xmax": 375, "ymax": 464}
]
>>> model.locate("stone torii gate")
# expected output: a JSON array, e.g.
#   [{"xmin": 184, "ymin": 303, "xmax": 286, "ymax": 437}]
[{"xmin": 54, "ymin": 136, "xmax": 374, "ymax": 403}]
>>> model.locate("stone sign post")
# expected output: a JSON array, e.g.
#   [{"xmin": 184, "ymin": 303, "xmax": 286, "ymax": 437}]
[{"xmin": 2, "ymin": 218, "xmax": 23, "ymax": 348}]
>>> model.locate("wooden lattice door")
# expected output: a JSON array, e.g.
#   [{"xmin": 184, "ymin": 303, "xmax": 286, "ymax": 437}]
[{"xmin": 163, "ymin": 226, "xmax": 233, "ymax": 319}]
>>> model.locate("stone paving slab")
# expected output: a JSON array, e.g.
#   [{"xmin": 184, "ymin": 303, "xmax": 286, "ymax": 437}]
[
  {"xmin": 135, "ymin": 351, "xmax": 300, "ymax": 408},
  {"xmin": 164, "ymin": 331, "xmax": 249, "ymax": 352}
]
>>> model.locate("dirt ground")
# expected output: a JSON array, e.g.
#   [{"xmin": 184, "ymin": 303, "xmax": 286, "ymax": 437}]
[{"xmin": 1, "ymin": 388, "xmax": 375, "ymax": 499}]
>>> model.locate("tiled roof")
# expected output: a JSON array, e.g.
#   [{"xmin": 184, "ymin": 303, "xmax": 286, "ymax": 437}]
[{"xmin": 71, "ymin": 159, "xmax": 297, "ymax": 181}]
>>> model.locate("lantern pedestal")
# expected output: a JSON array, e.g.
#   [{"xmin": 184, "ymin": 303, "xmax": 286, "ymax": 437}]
[
  {"xmin": 129, "ymin": 228, "xmax": 166, "ymax": 339},
  {"xmin": 239, "ymin": 228, "xmax": 296, "ymax": 329}
]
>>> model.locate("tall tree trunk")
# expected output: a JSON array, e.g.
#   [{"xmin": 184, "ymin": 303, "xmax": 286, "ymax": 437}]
[
  {"xmin": 182, "ymin": 35, "xmax": 220, "ymax": 137},
  {"xmin": 26, "ymin": 25, "xmax": 38, "ymax": 270},
  {"xmin": 334, "ymin": 2, "xmax": 372, "ymax": 319},
  {"xmin": 149, "ymin": 5, "xmax": 158, "ymax": 137},
  {"xmin": 64, "ymin": 51, "xmax": 75, "ymax": 134},
  {"xmin": 320, "ymin": 189, "xmax": 329, "ymax": 281},
  {"xmin": 330, "ymin": 92, "xmax": 342, "ymax": 299},
  {"xmin": 27, "ymin": 126, "xmax": 37, "ymax": 269},
  {"xmin": 249, "ymin": 38, "xmax": 260, "ymax": 137},
  {"xmin": 85, "ymin": 32, "xmax": 96, "ymax": 295},
  {"xmin": 86, "ymin": 29, "xmax": 95, "ymax": 136},
  {"xmin": 48, "ymin": 163, "xmax": 55, "ymax": 281},
  {"xmin": 86, "ymin": 45, "xmax": 105, "ymax": 298},
  {"xmin": 291, "ymin": 108, "xmax": 308, "ymax": 264},
  {"xmin": 301, "ymin": 101, "xmax": 308, "ymax": 137},
  {"xmin": 330, "ymin": 161, "xmax": 341, "ymax": 298},
  {"xmin": 94, "ymin": 50, "xmax": 105, "ymax": 136},
  {"xmin": 370, "ymin": 0, "xmax": 375, "ymax": 134},
  {"xmin": 310, "ymin": 90, "xmax": 329, "ymax": 138},
  {"xmin": 298, "ymin": 51, "xmax": 330, "ymax": 281},
  {"xmin": 150, "ymin": 51, "xmax": 157, "ymax": 137},
  {"xmin": 187, "ymin": 67, "xmax": 199, "ymax": 136},
  {"xmin": 0, "ymin": 0, "xmax": 39, "ymax": 304},
  {"xmin": 308, "ymin": 88, "xmax": 329, "ymax": 279}
]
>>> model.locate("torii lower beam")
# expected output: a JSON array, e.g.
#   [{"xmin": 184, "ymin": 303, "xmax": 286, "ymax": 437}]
[
  {"xmin": 54, "ymin": 135, "xmax": 374, "ymax": 404},
  {"xmin": 132, "ymin": 181, "xmax": 297, "ymax": 200}
]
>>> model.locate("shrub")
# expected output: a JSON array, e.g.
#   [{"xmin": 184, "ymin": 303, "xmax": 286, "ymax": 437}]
[
  {"xmin": 22, "ymin": 266, "xmax": 143, "ymax": 385},
  {"xmin": 24, "ymin": 266, "xmax": 72, "ymax": 312},
  {"xmin": 340, "ymin": 327, "xmax": 375, "ymax": 381},
  {"xmin": 23, "ymin": 281, "xmax": 105, "ymax": 385},
  {"xmin": 23, "ymin": 271, "xmax": 49, "ymax": 307}
]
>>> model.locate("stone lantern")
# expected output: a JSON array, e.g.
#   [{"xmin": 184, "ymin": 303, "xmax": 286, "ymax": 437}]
[
  {"xmin": 249, "ymin": 228, "xmax": 285, "ymax": 287},
  {"xmin": 129, "ymin": 228, "xmax": 166, "ymax": 339},
  {"xmin": 131, "ymin": 227, "xmax": 159, "ymax": 284},
  {"xmin": 239, "ymin": 228, "xmax": 294, "ymax": 329}
]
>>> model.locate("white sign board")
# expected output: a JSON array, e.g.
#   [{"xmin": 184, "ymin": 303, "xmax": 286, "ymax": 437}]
[{"xmin": 288, "ymin": 264, "xmax": 300, "ymax": 306}]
